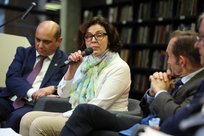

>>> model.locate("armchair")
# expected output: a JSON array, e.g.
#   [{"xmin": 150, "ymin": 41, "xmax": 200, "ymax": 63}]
[
  {"xmin": 33, "ymin": 97, "xmax": 143, "ymax": 136},
  {"xmin": 33, "ymin": 97, "xmax": 142, "ymax": 116},
  {"xmin": 110, "ymin": 98, "xmax": 142, "ymax": 116},
  {"xmin": 33, "ymin": 96, "xmax": 71, "ymax": 112},
  {"xmin": 0, "ymin": 33, "xmax": 30, "ymax": 87}
]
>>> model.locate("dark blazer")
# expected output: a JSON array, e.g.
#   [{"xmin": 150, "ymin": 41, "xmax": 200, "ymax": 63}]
[
  {"xmin": 140, "ymin": 69, "xmax": 204, "ymax": 121},
  {"xmin": 0, "ymin": 46, "xmax": 68, "ymax": 99},
  {"xmin": 160, "ymin": 81, "xmax": 204, "ymax": 136}
]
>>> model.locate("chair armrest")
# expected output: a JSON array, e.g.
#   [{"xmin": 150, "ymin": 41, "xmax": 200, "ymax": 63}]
[
  {"xmin": 127, "ymin": 98, "xmax": 142, "ymax": 116},
  {"xmin": 33, "ymin": 96, "xmax": 71, "ymax": 112},
  {"xmin": 89, "ymin": 114, "xmax": 142, "ymax": 136},
  {"xmin": 110, "ymin": 98, "xmax": 142, "ymax": 116}
]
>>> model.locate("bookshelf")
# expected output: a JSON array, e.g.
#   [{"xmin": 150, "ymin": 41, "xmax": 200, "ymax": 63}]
[{"xmin": 81, "ymin": 0, "xmax": 203, "ymax": 100}]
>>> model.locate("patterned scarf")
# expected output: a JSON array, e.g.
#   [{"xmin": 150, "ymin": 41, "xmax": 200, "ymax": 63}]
[{"xmin": 69, "ymin": 50, "xmax": 116, "ymax": 108}]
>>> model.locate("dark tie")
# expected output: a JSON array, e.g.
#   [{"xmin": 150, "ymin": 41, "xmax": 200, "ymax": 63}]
[
  {"xmin": 171, "ymin": 79, "xmax": 183, "ymax": 95},
  {"xmin": 13, "ymin": 56, "xmax": 46, "ymax": 109},
  {"xmin": 26, "ymin": 56, "xmax": 46, "ymax": 84}
]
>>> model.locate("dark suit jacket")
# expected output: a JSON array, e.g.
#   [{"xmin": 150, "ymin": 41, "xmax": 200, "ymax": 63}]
[
  {"xmin": 0, "ymin": 46, "xmax": 68, "ymax": 100},
  {"xmin": 160, "ymin": 81, "xmax": 204, "ymax": 136},
  {"xmin": 140, "ymin": 69, "xmax": 204, "ymax": 121}
]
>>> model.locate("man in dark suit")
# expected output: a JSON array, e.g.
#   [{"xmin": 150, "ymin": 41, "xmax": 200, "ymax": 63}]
[
  {"xmin": 136, "ymin": 82, "xmax": 204, "ymax": 136},
  {"xmin": 134, "ymin": 12, "xmax": 204, "ymax": 136},
  {"xmin": 59, "ymin": 29, "xmax": 204, "ymax": 136},
  {"xmin": 139, "ymin": 30, "xmax": 204, "ymax": 122},
  {"xmin": 119, "ymin": 13, "xmax": 204, "ymax": 136},
  {"xmin": 126, "ymin": 12, "xmax": 204, "ymax": 136},
  {"xmin": 0, "ymin": 20, "xmax": 68, "ymax": 132},
  {"xmin": 157, "ymin": 12, "xmax": 204, "ymax": 136}
]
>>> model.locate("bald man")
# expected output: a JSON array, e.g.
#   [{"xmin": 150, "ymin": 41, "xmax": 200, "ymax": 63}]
[{"xmin": 0, "ymin": 20, "xmax": 68, "ymax": 132}]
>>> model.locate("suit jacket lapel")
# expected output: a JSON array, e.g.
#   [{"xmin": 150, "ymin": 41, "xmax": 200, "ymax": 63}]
[
  {"xmin": 40, "ymin": 50, "xmax": 62, "ymax": 87},
  {"xmin": 174, "ymin": 69, "xmax": 204, "ymax": 96},
  {"xmin": 23, "ymin": 47, "xmax": 36, "ymax": 78}
]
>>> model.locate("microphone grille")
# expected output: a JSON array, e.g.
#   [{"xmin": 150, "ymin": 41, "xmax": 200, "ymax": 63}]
[
  {"xmin": 32, "ymin": 2, "xmax": 37, "ymax": 6},
  {"xmin": 84, "ymin": 47, "xmax": 93, "ymax": 55}
]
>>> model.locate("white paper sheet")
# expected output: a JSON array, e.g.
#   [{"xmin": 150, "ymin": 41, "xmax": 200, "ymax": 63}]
[{"xmin": 0, "ymin": 128, "xmax": 22, "ymax": 136}]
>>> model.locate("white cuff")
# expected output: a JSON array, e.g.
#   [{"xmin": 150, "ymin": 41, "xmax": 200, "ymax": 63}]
[{"xmin": 26, "ymin": 88, "xmax": 37, "ymax": 101}]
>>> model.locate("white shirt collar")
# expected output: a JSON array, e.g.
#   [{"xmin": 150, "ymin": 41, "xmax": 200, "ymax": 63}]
[{"xmin": 181, "ymin": 67, "xmax": 204, "ymax": 84}]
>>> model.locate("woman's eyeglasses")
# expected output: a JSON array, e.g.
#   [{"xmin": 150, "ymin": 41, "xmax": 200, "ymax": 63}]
[{"xmin": 84, "ymin": 32, "xmax": 107, "ymax": 42}]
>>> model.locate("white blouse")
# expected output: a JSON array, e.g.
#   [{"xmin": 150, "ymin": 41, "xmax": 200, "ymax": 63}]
[{"xmin": 57, "ymin": 53, "xmax": 131, "ymax": 117}]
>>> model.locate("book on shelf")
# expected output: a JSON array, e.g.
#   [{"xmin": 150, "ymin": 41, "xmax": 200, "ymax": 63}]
[
  {"xmin": 119, "ymin": 5, "xmax": 133, "ymax": 22},
  {"xmin": 140, "ymin": 49, "xmax": 150, "ymax": 69},
  {"xmin": 151, "ymin": 50, "xmax": 167, "ymax": 71},
  {"xmin": 176, "ymin": 0, "xmax": 198, "ymax": 17},
  {"xmin": 133, "ymin": 49, "xmax": 150, "ymax": 69},
  {"xmin": 163, "ymin": 25, "xmax": 172, "ymax": 44},
  {"xmin": 153, "ymin": 25, "xmax": 172, "ymax": 44},
  {"xmin": 154, "ymin": 0, "xmax": 173, "ymax": 19},
  {"xmin": 108, "ymin": 6, "xmax": 118, "ymax": 23},
  {"xmin": 134, "ymin": 50, "xmax": 141, "ymax": 68},
  {"xmin": 137, "ymin": 2, "xmax": 151, "ymax": 20},
  {"xmin": 135, "ymin": 26, "xmax": 150, "ymax": 44},
  {"xmin": 120, "ymin": 27, "xmax": 132, "ymax": 44},
  {"xmin": 120, "ymin": 49, "xmax": 129, "ymax": 63},
  {"xmin": 132, "ymin": 74, "xmax": 149, "ymax": 93}
]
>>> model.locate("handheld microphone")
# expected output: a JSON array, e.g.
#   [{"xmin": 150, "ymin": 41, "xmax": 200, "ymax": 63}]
[
  {"xmin": 21, "ymin": 2, "xmax": 37, "ymax": 20},
  {"xmin": 61, "ymin": 47, "xmax": 93, "ymax": 67}
]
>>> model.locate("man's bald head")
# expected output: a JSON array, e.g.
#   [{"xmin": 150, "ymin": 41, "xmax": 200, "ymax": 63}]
[
  {"xmin": 35, "ymin": 20, "xmax": 63, "ymax": 56},
  {"xmin": 37, "ymin": 20, "xmax": 61, "ymax": 40}
]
